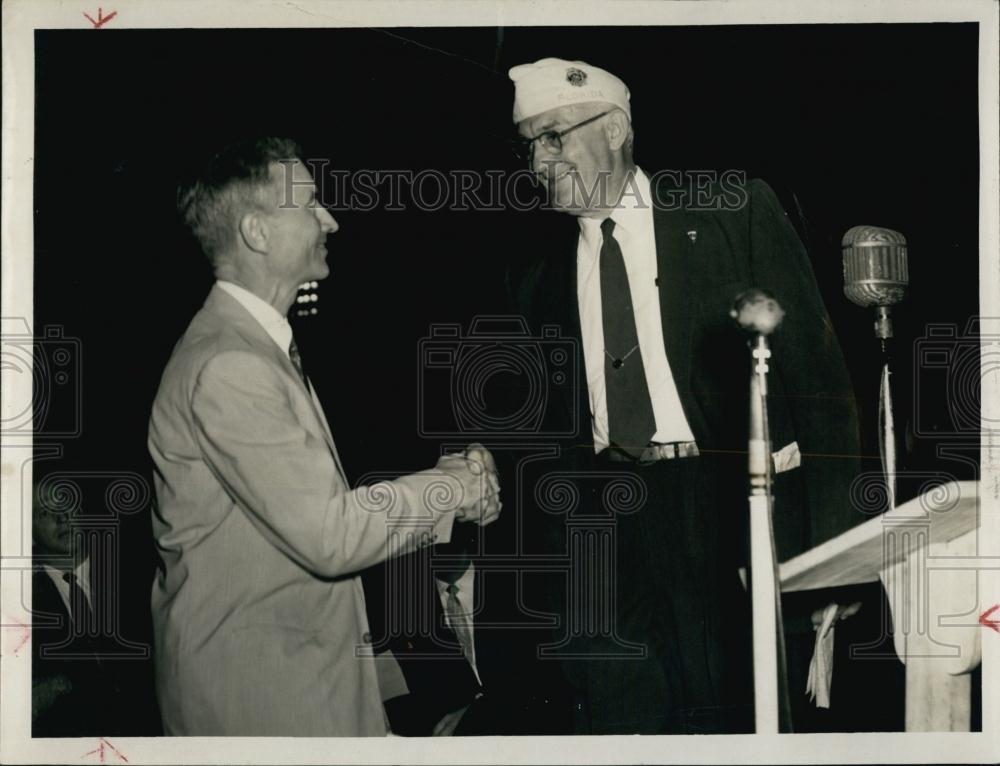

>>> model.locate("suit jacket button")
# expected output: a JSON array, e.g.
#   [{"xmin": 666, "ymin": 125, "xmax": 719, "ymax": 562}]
[{"xmin": 362, "ymin": 631, "xmax": 372, "ymax": 644}]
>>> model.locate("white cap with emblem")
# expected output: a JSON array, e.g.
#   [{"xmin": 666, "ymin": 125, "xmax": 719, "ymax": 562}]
[{"xmin": 509, "ymin": 57, "xmax": 631, "ymax": 124}]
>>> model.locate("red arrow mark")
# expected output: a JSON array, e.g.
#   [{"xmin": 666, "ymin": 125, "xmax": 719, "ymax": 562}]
[
  {"xmin": 83, "ymin": 738, "xmax": 128, "ymax": 764},
  {"xmin": 980, "ymin": 603, "xmax": 1000, "ymax": 634},
  {"xmin": 1, "ymin": 617, "xmax": 31, "ymax": 656},
  {"xmin": 83, "ymin": 8, "xmax": 117, "ymax": 28}
]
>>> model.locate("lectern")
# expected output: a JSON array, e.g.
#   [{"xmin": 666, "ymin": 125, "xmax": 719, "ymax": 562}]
[{"xmin": 779, "ymin": 480, "xmax": 982, "ymax": 731}]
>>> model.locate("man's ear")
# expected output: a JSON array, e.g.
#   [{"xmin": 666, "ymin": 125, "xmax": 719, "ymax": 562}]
[
  {"xmin": 238, "ymin": 210, "xmax": 268, "ymax": 254},
  {"xmin": 605, "ymin": 110, "xmax": 631, "ymax": 151}
]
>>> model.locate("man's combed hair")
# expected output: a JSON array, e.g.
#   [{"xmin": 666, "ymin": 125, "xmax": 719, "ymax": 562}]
[{"xmin": 178, "ymin": 136, "xmax": 301, "ymax": 264}]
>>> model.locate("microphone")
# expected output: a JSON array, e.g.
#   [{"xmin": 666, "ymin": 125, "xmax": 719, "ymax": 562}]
[
  {"xmin": 843, "ymin": 225, "xmax": 907, "ymax": 511},
  {"xmin": 730, "ymin": 287, "xmax": 784, "ymax": 479},
  {"xmin": 730, "ymin": 287, "xmax": 785, "ymax": 336},
  {"xmin": 842, "ymin": 225, "xmax": 908, "ymax": 340}
]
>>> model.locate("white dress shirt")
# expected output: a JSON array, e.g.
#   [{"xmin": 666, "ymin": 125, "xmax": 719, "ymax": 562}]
[
  {"xmin": 575, "ymin": 170, "xmax": 801, "ymax": 471},
  {"xmin": 43, "ymin": 558, "xmax": 92, "ymax": 616},
  {"xmin": 216, "ymin": 280, "xmax": 294, "ymax": 359},
  {"xmin": 576, "ymin": 167, "xmax": 697, "ymax": 452},
  {"xmin": 435, "ymin": 564, "xmax": 481, "ymax": 685}
]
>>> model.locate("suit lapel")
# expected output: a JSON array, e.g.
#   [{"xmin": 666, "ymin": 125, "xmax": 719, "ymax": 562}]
[
  {"xmin": 202, "ymin": 286, "xmax": 344, "ymax": 473},
  {"xmin": 32, "ymin": 569, "xmax": 70, "ymax": 631},
  {"xmin": 566, "ymin": 235, "xmax": 590, "ymax": 433},
  {"xmin": 305, "ymin": 382, "xmax": 346, "ymax": 475},
  {"xmin": 651, "ymin": 202, "xmax": 697, "ymax": 416},
  {"xmin": 544, "ymin": 232, "xmax": 590, "ymax": 437}
]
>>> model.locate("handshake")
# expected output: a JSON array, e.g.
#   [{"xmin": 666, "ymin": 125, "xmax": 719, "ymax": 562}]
[{"xmin": 435, "ymin": 443, "xmax": 501, "ymax": 527}]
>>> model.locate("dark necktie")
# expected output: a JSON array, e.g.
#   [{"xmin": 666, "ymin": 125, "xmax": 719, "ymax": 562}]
[
  {"xmin": 63, "ymin": 570, "xmax": 118, "ymax": 677},
  {"xmin": 288, "ymin": 337, "xmax": 309, "ymax": 387},
  {"xmin": 599, "ymin": 217, "xmax": 656, "ymax": 456},
  {"xmin": 62, "ymin": 570, "xmax": 94, "ymax": 632},
  {"xmin": 445, "ymin": 583, "xmax": 475, "ymax": 668}
]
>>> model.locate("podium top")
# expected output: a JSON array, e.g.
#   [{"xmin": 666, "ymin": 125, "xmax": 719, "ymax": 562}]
[{"xmin": 779, "ymin": 480, "xmax": 979, "ymax": 593}]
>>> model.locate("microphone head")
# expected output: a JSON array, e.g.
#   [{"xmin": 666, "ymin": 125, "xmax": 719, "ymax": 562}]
[
  {"xmin": 730, "ymin": 288, "xmax": 784, "ymax": 336},
  {"xmin": 842, "ymin": 225, "xmax": 909, "ymax": 308}
]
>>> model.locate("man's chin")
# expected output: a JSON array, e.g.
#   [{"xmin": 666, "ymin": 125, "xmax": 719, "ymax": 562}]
[
  {"xmin": 545, "ymin": 194, "xmax": 583, "ymax": 216},
  {"xmin": 543, "ymin": 181, "xmax": 591, "ymax": 215}
]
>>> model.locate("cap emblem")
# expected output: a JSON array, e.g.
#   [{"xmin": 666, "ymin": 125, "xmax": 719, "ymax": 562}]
[{"xmin": 566, "ymin": 67, "xmax": 587, "ymax": 86}]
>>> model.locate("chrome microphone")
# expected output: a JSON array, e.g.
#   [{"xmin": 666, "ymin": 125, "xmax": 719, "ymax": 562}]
[
  {"xmin": 842, "ymin": 225, "xmax": 908, "ymax": 340},
  {"xmin": 730, "ymin": 287, "xmax": 785, "ymax": 336}
]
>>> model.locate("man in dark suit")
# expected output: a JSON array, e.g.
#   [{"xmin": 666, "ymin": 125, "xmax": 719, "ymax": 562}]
[
  {"xmin": 375, "ymin": 545, "xmax": 575, "ymax": 735},
  {"xmin": 373, "ymin": 453, "xmax": 575, "ymax": 737},
  {"xmin": 504, "ymin": 58, "xmax": 864, "ymax": 734},
  {"xmin": 31, "ymin": 478, "xmax": 141, "ymax": 736}
]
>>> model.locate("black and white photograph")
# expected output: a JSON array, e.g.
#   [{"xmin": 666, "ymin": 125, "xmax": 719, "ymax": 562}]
[{"xmin": 1, "ymin": 0, "xmax": 997, "ymax": 763}]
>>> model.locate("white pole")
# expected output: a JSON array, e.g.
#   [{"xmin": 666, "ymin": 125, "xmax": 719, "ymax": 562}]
[
  {"xmin": 748, "ymin": 336, "xmax": 780, "ymax": 734},
  {"xmin": 749, "ymin": 493, "xmax": 780, "ymax": 733}
]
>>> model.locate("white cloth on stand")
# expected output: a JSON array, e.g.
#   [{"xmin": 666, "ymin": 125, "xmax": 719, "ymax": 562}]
[{"xmin": 806, "ymin": 602, "xmax": 840, "ymax": 708}]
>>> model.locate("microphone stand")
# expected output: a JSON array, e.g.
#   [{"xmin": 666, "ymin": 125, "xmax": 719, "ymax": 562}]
[
  {"xmin": 841, "ymin": 225, "xmax": 908, "ymax": 513},
  {"xmin": 734, "ymin": 290, "xmax": 792, "ymax": 734},
  {"xmin": 875, "ymin": 308, "xmax": 897, "ymax": 512}
]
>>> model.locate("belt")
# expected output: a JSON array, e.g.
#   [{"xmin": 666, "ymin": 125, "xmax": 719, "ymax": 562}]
[{"xmin": 605, "ymin": 441, "xmax": 700, "ymax": 464}]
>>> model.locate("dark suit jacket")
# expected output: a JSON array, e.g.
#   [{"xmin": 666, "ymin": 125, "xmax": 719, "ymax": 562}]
[
  {"xmin": 505, "ymin": 174, "xmax": 869, "ymax": 730},
  {"xmin": 31, "ymin": 567, "xmax": 137, "ymax": 737},
  {"xmin": 506, "ymin": 175, "xmax": 863, "ymax": 561},
  {"xmin": 371, "ymin": 549, "xmax": 574, "ymax": 736}
]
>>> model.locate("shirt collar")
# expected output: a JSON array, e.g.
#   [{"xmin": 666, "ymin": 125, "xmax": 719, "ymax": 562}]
[
  {"xmin": 435, "ymin": 563, "xmax": 476, "ymax": 599},
  {"xmin": 577, "ymin": 166, "xmax": 652, "ymax": 251},
  {"xmin": 42, "ymin": 557, "xmax": 91, "ymax": 590},
  {"xmin": 216, "ymin": 280, "xmax": 294, "ymax": 358}
]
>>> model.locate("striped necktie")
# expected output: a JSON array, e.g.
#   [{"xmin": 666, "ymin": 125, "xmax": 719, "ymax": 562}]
[
  {"xmin": 288, "ymin": 337, "xmax": 309, "ymax": 387},
  {"xmin": 445, "ymin": 583, "xmax": 475, "ymax": 667}
]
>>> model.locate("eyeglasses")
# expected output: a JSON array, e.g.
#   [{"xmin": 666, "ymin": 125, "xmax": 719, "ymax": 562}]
[{"xmin": 512, "ymin": 109, "xmax": 616, "ymax": 162}]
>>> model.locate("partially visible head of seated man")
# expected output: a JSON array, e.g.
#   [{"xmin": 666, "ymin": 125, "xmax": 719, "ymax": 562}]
[{"xmin": 32, "ymin": 477, "xmax": 76, "ymax": 564}]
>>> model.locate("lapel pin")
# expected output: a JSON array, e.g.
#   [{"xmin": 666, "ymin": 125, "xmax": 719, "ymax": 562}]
[{"xmin": 687, "ymin": 230, "xmax": 698, "ymax": 243}]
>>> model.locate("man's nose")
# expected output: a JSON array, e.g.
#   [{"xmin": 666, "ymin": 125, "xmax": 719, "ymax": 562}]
[
  {"xmin": 317, "ymin": 206, "xmax": 339, "ymax": 234},
  {"xmin": 531, "ymin": 148, "xmax": 559, "ymax": 178}
]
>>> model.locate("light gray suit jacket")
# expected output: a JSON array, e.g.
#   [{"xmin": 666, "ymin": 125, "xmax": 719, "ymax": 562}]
[{"xmin": 148, "ymin": 285, "xmax": 454, "ymax": 736}]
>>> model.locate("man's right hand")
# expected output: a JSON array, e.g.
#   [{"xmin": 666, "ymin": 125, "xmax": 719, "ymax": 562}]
[{"xmin": 436, "ymin": 447, "xmax": 501, "ymax": 526}]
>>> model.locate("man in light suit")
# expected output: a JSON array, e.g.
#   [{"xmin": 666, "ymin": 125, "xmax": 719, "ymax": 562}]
[{"xmin": 148, "ymin": 137, "xmax": 500, "ymax": 736}]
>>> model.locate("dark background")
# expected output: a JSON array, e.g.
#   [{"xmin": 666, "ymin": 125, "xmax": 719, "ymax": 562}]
[{"xmin": 31, "ymin": 23, "xmax": 982, "ymax": 731}]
